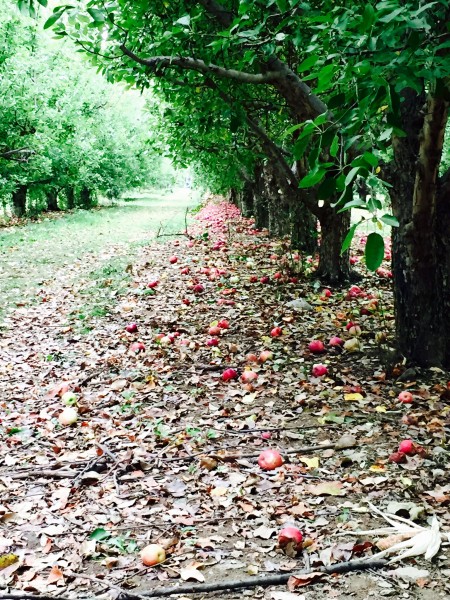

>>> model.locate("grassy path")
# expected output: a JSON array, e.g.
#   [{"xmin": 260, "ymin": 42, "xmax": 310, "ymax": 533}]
[{"xmin": 0, "ymin": 188, "xmax": 198, "ymax": 321}]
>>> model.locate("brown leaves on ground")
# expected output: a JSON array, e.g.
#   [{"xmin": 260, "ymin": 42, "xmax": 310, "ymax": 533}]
[{"xmin": 0, "ymin": 197, "xmax": 449, "ymax": 599}]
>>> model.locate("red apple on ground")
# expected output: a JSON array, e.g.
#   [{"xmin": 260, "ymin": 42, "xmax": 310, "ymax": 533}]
[
  {"xmin": 222, "ymin": 368, "xmax": 238, "ymax": 382},
  {"xmin": 398, "ymin": 391, "xmax": 413, "ymax": 404},
  {"xmin": 308, "ymin": 340, "xmax": 325, "ymax": 353},
  {"xmin": 182, "ymin": 298, "xmax": 190, "ymax": 305},
  {"xmin": 218, "ymin": 319, "xmax": 229, "ymax": 329},
  {"xmin": 261, "ymin": 432, "xmax": 272, "ymax": 440},
  {"xmin": 141, "ymin": 544, "xmax": 166, "ymax": 566},
  {"xmin": 193, "ymin": 284, "xmax": 204, "ymax": 293},
  {"xmin": 312, "ymin": 363, "xmax": 328, "ymax": 377},
  {"xmin": 126, "ymin": 323, "xmax": 138, "ymax": 333},
  {"xmin": 130, "ymin": 342, "xmax": 145, "ymax": 354},
  {"xmin": 271, "ymin": 327, "xmax": 282, "ymax": 337},
  {"xmin": 209, "ymin": 325, "xmax": 221, "ymax": 336},
  {"xmin": 207, "ymin": 338, "xmax": 219, "ymax": 347},
  {"xmin": 147, "ymin": 281, "xmax": 159, "ymax": 289},
  {"xmin": 180, "ymin": 267, "xmax": 190, "ymax": 275},
  {"xmin": 322, "ymin": 289, "xmax": 331, "ymax": 298},
  {"xmin": 246, "ymin": 353, "xmax": 258, "ymax": 363},
  {"xmin": 329, "ymin": 336, "xmax": 344, "ymax": 347},
  {"xmin": 169, "ymin": 256, "xmax": 178, "ymax": 264},
  {"xmin": 273, "ymin": 272, "xmax": 282, "ymax": 280},
  {"xmin": 241, "ymin": 371, "xmax": 258, "ymax": 384},
  {"xmin": 278, "ymin": 527, "xmax": 303, "ymax": 553},
  {"xmin": 249, "ymin": 276, "xmax": 258, "ymax": 283},
  {"xmin": 258, "ymin": 449, "xmax": 284, "ymax": 470},
  {"xmin": 260, "ymin": 276, "xmax": 270, "ymax": 284},
  {"xmin": 398, "ymin": 439, "xmax": 416, "ymax": 455}
]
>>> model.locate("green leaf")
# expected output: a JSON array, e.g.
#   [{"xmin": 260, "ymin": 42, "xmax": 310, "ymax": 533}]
[
  {"xmin": 362, "ymin": 151, "xmax": 378, "ymax": 167},
  {"xmin": 298, "ymin": 168, "xmax": 325, "ymax": 188},
  {"xmin": 317, "ymin": 177, "xmax": 336, "ymax": 200},
  {"xmin": 330, "ymin": 135, "xmax": 339, "ymax": 157},
  {"xmin": 297, "ymin": 55, "xmax": 319, "ymax": 73},
  {"xmin": 87, "ymin": 8, "xmax": 106, "ymax": 22},
  {"xmin": 43, "ymin": 9, "xmax": 65, "ymax": 29},
  {"xmin": 37, "ymin": 0, "xmax": 48, "ymax": 6},
  {"xmin": 341, "ymin": 223, "xmax": 359, "ymax": 255},
  {"xmin": 380, "ymin": 214, "xmax": 399, "ymax": 227},
  {"xmin": 175, "ymin": 15, "xmax": 191, "ymax": 27},
  {"xmin": 89, "ymin": 528, "xmax": 110, "ymax": 541},
  {"xmin": 365, "ymin": 232, "xmax": 385, "ymax": 271},
  {"xmin": 344, "ymin": 166, "xmax": 360, "ymax": 187}
]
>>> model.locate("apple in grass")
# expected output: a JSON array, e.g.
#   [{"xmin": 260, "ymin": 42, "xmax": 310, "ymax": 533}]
[
  {"xmin": 258, "ymin": 449, "xmax": 283, "ymax": 470},
  {"xmin": 398, "ymin": 391, "xmax": 413, "ymax": 404},
  {"xmin": 141, "ymin": 544, "xmax": 166, "ymax": 566}
]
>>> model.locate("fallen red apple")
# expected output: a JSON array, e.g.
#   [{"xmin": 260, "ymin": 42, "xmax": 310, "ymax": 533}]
[
  {"xmin": 180, "ymin": 267, "xmax": 190, "ymax": 275},
  {"xmin": 130, "ymin": 342, "xmax": 145, "ymax": 353},
  {"xmin": 312, "ymin": 363, "xmax": 328, "ymax": 377},
  {"xmin": 169, "ymin": 256, "xmax": 178, "ymax": 264},
  {"xmin": 289, "ymin": 277, "xmax": 299, "ymax": 284},
  {"xmin": 241, "ymin": 370, "xmax": 258, "ymax": 384},
  {"xmin": 258, "ymin": 449, "xmax": 283, "ymax": 470},
  {"xmin": 261, "ymin": 432, "xmax": 272, "ymax": 440},
  {"xmin": 141, "ymin": 544, "xmax": 166, "ymax": 566},
  {"xmin": 273, "ymin": 272, "xmax": 282, "ymax": 280},
  {"xmin": 207, "ymin": 338, "xmax": 219, "ymax": 347},
  {"xmin": 193, "ymin": 284, "xmax": 204, "ymax": 293},
  {"xmin": 346, "ymin": 321, "xmax": 356, "ymax": 330},
  {"xmin": 126, "ymin": 323, "xmax": 138, "ymax": 333},
  {"xmin": 398, "ymin": 439, "xmax": 416, "ymax": 455},
  {"xmin": 308, "ymin": 340, "xmax": 325, "ymax": 353},
  {"xmin": 259, "ymin": 350, "xmax": 273, "ymax": 363},
  {"xmin": 182, "ymin": 298, "xmax": 190, "ymax": 305},
  {"xmin": 222, "ymin": 368, "xmax": 238, "ymax": 382},
  {"xmin": 322, "ymin": 289, "xmax": 332, "ymax": 298},
  {"xmin": 260, "ymin": 276, "xmax": 270, "ymax": 284},
  {"xmin": 329, "ymin": 336, "xmax": 344, "ymax": 347},
  {"xmin": 246, "ymin": 353, "xmax": 258, "ymax": 363},
  {"xmin": 388, "ymin": 451, "xmax": 406, "ymax": 464},
  {"xmin": 208, "ymin": 325, "xmax": 221, "ymax": 336},
  {"xmin": 271, "ymin": 327, "xmax": 282, "ymax": 337},
  {"xmin": 398, "ymin": 391, "xmax": 413, "ymax": 404},
  {"xmin": 218, "ymin": 319, "xmax": 229, "ymax": 329},
  {"xmin": 249, "ymin": 275, "xmax": 258, "ymax": 283},
  {"xmin": 147, "ymin": 281, "xmax": 159, "ymax": 289},
  {"xmin": 58, "ymin": 407, "xmax": 78, "ymax": 426},
  {"xmin": 278, "ymin": 526, "xmax": 303, "ymax": 553}
]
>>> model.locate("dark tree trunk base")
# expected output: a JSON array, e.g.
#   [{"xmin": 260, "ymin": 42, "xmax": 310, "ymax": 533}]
[
  {"xmin": 315, "ymin": 206, "xmax": 352, "ymax": 284},
  {"xmin": 12, "ymin": 185, "xmax": 27, "ymax": 217}
]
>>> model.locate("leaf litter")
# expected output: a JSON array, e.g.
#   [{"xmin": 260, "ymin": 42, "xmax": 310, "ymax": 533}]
[{"xmin": 0, "ymin": 196, "xmax": 449, "ymax": 599}]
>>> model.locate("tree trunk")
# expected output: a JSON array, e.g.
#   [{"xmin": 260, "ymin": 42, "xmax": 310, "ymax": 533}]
[
  {"xmin": 80, "ymin": 187, "xmax": 92, "ymax": 208},
  {"xmin": 66, "ymin": 187, "xmax": 76, "ymax": 209},
  {"xmin": 46, "ymin": 189, "xmax": 60, "ymax": 211},
  {"xmin": 388, "ymin": 90, "xmax": 450, "ymax": 368},
  {"xmin": 12, "ymin": 184, "xmax": 27, "ymax": 217},
  {"xmin": 315, "ymin": 205, "xmax": 352, "ymax": 284},
  {"xmin": 290, "ymin": 197, "xmax": 317, "ymax": 254}
]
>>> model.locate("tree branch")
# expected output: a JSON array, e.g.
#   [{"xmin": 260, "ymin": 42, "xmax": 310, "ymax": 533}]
[{"xmin": 120, "ymin": 45, "xmax": 281, "ymax": 84}]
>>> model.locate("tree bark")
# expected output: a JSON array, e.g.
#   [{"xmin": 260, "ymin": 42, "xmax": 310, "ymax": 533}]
[
  {"xmin": 290, "ymin": 198, "xmax": 317, "ymax": 254},
  {"xmin": 315, "ymin": 205, "xmax": 352, "ymax": 284},
  {"xmin": 11, "ymin": 184, "xmax": 27, "ymax": 217},
  {"xmin": 388, "ymin": 89, "xmax": 450, "ymax": 368}
]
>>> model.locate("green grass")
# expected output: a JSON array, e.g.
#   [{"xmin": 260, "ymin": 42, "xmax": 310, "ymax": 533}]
[{"xmin": 0, "ymin": 188, "xmax": 199, "ymax": 321}]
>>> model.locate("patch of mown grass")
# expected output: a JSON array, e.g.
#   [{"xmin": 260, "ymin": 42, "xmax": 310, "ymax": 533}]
[{"xmin": 0, "ymin": 188, "xmax": 197, "ymax": 322}]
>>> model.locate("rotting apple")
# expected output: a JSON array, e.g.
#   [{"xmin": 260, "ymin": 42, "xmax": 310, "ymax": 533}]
[
  {"xmin": 130, "ymin": 342, "xmax": 145, "ymax": 354},
  {"xmin": 278, "ymin": 526, "xmax": 303, "ymax": 553},
  {"xmin": 259, "ymin": 350, "xmax": 273, "ymax": 363},
  {"xmin": 241, "ymin": 371, "xmax": 258, "ymax": 384}
]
